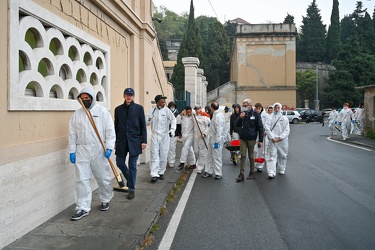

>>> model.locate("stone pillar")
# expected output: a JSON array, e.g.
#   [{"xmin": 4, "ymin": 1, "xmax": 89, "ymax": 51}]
[
  {"xmin": 182, "ymin": 57, "xmax": 200, "ymax": 106},
  {"xmin": 202, "ymin": 76, "xmax": 208, "ymax": 106},
  {"xmin": 304, "ymin": 100, "xmax": 309, "ymax": 109},
  {"xmin": 196, "ymin": 68, "xmax": 204, "ymax": 106}
]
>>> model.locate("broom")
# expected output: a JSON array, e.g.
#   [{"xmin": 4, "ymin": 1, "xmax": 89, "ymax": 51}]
[{"xmin": 78, "ymin": 98, "xmax": 128, "ymax": 193}]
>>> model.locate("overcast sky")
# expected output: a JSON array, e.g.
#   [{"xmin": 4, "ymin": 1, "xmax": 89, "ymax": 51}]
[{"xmin": 152, "ymin": 0, "xmax": 375, "ymax": 28}]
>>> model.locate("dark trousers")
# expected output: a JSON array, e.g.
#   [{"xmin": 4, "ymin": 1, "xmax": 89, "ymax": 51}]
[{"xmin": 116, "ymin": 154, "xmax": 139, "ymax": 192}]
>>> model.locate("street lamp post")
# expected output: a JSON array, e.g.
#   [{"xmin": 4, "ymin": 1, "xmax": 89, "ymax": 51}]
[{"xmin": 315, "ymin": 64, "xmax": 320, "ymax": 110}]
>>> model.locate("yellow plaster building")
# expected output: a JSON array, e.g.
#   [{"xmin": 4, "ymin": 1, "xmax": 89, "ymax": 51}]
[
  {"xmin": 211, "ymin": 23, "xmax": 297, "ymax": 109},
  {"xmin": 0, "ymin": 0, "xmax": 171, "ymax": 247}
]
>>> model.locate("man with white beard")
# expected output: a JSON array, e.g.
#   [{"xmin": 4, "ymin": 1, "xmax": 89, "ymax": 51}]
[{"xmin": 265, "ymin": 102, "xmax": 290, "ymax": 178}]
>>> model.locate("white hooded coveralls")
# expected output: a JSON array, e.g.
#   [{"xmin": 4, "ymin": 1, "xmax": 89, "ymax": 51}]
[
  {"xmin": 338, "ymin": 107, "xmax": 353, "ymax": 140},
  {"xmin": 328, "ymin": 110, "xmax": 339, "ymax": 134},
  {"xmin": 68, "ymin": 87, "xmax": 115, "ymax": 212},
  {"xmin": 168, "ymin": 115, "xmax": 181, "ymax": 166},
  {"xmin": 204, "ymin": 109, "xmax": 225, "ymax": 176},
  {"xmin": 265, "ymin": 103, "xmax": 290, "ymax": 176},
  {"xmin": 254, "ymin": 110, "xmax": 269, "ymax": 170},
  {"xmin": 193, "ymin": 113, "xmax": 210, "ymax": 172},
  {"xmin": 179, "ymin": 114, "xmax": 196, "ymax": 165},
  {"xmin": 147, "ymin": 107, "xmax": 176, "ymax": 177}
]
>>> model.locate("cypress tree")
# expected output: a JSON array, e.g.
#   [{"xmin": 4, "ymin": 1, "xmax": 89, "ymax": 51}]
[
  {"xmin": 326, "ymin": 0, "xmax": 340, "ymax": 63},
  {"xmin": 170, "ymin": 0, "xmax": 202, "ymax": 94},
  {"xmin": 297, "ymin": 0, "xmax": 327, "ymax": 62},
  {"xmin": 283, "ymin": 13, "xmax": 295, "ymax": 24},
  {"xmin": 340, "ymin": 15, "xmax": 356, "ymax": 45},
  {"xmin": 196, "ymin": 16, "xmax": 230, "ymax": 91}
]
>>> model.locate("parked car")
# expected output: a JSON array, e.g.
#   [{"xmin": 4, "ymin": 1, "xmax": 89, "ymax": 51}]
[
  {"xmin": 321, "ymin": 108, "xmax": 332, "ymax": 117},
  {"xmin": 300, "ymin": 109, "xmax": 324, "ymax": 123},
  {"xmin": 281, "ymin": 110, "xmax": 301, "ymax": 124},
  {"xmin": 296, "ymin": 108, "xmax": 309, "ymax": 114}
]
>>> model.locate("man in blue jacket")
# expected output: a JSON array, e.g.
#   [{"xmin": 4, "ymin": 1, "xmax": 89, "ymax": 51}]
[
  {"xmin": 114, "ymin": 88, "xmax": 147, "ymax": 200},
  {"xmin": 235, "ymin": 99, "xmax": 264, "ymax": 182}
]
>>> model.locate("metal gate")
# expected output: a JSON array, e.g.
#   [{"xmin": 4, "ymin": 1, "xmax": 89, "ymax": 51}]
[{"xmin": 174, "ymin": 91, "xmax": 191, "ymax": 112}]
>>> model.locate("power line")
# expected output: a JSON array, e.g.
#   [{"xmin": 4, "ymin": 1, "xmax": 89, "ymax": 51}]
[{"xmin": 208, "ymin": 0, "xmax": 219, "ymax": 19}]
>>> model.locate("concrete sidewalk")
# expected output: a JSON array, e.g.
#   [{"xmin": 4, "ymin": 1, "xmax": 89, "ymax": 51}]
[
  {"xmin": 330, "ymin": 133, "xmax": 375, "ymax": 150},
  {"xmin": 4, "ymin": 142, "xmax": 185, "ymax": 250}
]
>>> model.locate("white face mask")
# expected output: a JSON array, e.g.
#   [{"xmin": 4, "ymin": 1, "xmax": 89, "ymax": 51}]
[
  {"xmin": 170, "ymin": 108, "xmax": 176, "ymax": 112},
  {"xmin": 242, "ymin": 107, "xmax": 248, "ymax": 112}
]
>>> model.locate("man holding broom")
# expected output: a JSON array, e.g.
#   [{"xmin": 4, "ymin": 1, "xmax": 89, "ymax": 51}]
[{"xmin": 68, "ymin": 87, "xmax": 115, "ymax": 221}]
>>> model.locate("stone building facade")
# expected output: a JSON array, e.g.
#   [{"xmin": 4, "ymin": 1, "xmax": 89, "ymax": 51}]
[
  {"xmin": 210, "ymin": 23, "xmax": 297, "ymax": 109},
  {"xmin": 0, "ymin": 0, "xmax": 171, "ymax": 247}
]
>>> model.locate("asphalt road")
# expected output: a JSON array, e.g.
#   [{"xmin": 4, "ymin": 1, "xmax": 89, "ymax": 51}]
[{"xmin": 149, "ymin": 123, "xmax": 375, "ymax": 250}]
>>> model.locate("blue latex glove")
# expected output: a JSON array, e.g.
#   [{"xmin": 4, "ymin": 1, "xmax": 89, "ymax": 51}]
[
  {"xmin": 105, "ymin": 149, "xmax": 112, "ymax": 159},
  {"xmin": 338, "ymin": 122, "xmax": 342, "ymax": 126},
  {"xmin": 213, "ymin": 142, "xmax": 219, "ymax": 149},
  {"xmin": 352, "ymin": 120, "xmax": 355, "ymax": 124},
  {"xmin": 70, "ymin": 153, "xmax": 76, "ymax": 164}
]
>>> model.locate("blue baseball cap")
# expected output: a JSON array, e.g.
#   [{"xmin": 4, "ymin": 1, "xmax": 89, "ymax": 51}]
[{"xmin": 124, "ymin": 88, "xmax": 134, "ymax": 95}]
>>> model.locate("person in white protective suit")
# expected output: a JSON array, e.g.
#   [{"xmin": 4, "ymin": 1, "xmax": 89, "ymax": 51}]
[
  {"xmin": 354, "ymin": 103, "xmax": 364, "ymax": 135},
  {"xmin": 201, "ymin": 102, "xmax": 226, "ymax": 179},
  {"xmin": 177, "ymin": 106, "xmax": 197, "ymax": 170},
  {"xmin": 68, "ymin": 87, "xmax": 115, "ymax": 221},
  {"xmin": 328, "ymin": 108, "xmax": 339, "ymax": 136},
  {"xmin": 265, "ymin": 102, "xmax": 290, "ymax": 178},
  {"xmin": 167, "ymin": 101, "xmax": 182, "ymax": 168},
  {"xmin": 254, "ymin": 103, "xmax": 268, "ymax": 172},
  {"xmin": 147, "ymin": 95, "xmax": 176, "ymax": 183},
  {"xmin": 337, "ymin": 102, "xmax": 353, "ymax": 140},
  {"xmin": 192, "ymin": 105, "xmax": 211, "ymax": 174}
]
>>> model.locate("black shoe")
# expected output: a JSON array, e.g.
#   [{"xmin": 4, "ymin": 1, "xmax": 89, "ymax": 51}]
[
  {"xmin": 236, "ymin": 173, "xmax": 244, "ymax": 182},
  {"xmin": 202, "ymin": 172, "xmax": 212, "ymax": 178},
  {"xmin": 177, "ymin": 163, "xmax": 184, "ymax": 170},
  {"xmin": 127, "ymin": 191, "xmax": 135, "ymax": 200},
  {"xmin": 215, "ymin": 175, "xmax": 222, "ymax": 179},
  {"xmin": 188, "ymin": 164, "xmax": 196, "ymax": 170},
  {"xmin": 256, "ymin": 168, "xmax": 263, "ymax": 173},
  {"xmin": 158, "ymin": 174, "xmax": 164, "ymax": 180},
  {"xmin": 100, "ymin": 202, "xmax": 109, "ymax": 211},
  {"xmin": 71, "ymin": 210, "xmax": 89, "ymax": 221},
  {"xmin": 151, "ymin": 177, "xmax": 158, "ymax": 183}
]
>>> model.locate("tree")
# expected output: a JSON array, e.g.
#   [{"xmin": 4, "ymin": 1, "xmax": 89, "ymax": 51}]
[
  {"xmin": 326, "ymin": 69, "xmax": 358, "ymax": 107},
  {"xmin": 326, "ymin": 0, "xmax": 340, "ymax": 63},
  {"xmin": 196, "ymin": 16, "xmax": 230, "ymax": 91},
  {"xmin": 297, "ymin": 0, "xmax": 327, "ymax": 62},
  {"xmin": 158, "ymin": 38, "xmax": 169, "ymax": 60},
  {"xmin": 296, "ymin": 70, "xmax": 317, "ymax": 101},
  {"xmin": 326, "ymin": 37, "xmax": 375, "ymax": 106},
  {"xmin": 357, "ymin": 12, "xmax": 375, "ymax": 54},
  {"xmin": 283, "ymin": 13, "xmax": 294, "ymax": 24},
  {"xmin": 340, "ymin": 15, "xmax": 356, "ymax": 45},
  {"xmin": 153, "ymin": 6, "xmax": 187, "ymax": 42},
  {"xmin": 170, "ymin": 0, "xmax": 202, "ymax": 94},
  {"xmin": 224, "ymin": 21, "xmax": 237, "ymax": 56}
]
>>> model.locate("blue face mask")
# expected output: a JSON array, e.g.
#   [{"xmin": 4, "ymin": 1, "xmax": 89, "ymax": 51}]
[{"xmin": 274, "ymin": 111, "xmax": 280, "ymax": 115}]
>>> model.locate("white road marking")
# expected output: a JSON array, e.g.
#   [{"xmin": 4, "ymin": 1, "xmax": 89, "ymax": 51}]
[
  {"xmin": 158, "ymin": 170, "xmax": 197, "ymax": 250},
  {"xmin": 327, "ymin": 137, "xmax": 372, "ymax": 152}
]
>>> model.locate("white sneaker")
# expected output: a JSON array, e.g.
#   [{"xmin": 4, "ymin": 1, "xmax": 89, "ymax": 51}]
[
  {"xmin": 168, "ymin": 163, "xmax": 174, "ymax": 168},
  {"xmin": 279, "ymin": 171, "xmax": 285, "ymax": 175},
  {"xmin": 268, "ymin": 173, "xmax": 275, "ymax": 178}
]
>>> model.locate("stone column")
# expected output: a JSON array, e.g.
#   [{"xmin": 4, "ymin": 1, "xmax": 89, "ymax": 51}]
[
  {"xmin": 182, "ymin": 57, "xmax": 200, "ymax": 106},
  {"xmin": 202, "ymin": 76, "xmax": 208, "ymax": 106},
  {"xmin": 196, "ymin": 68, "xmax": 204, "ymax": 106}
]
